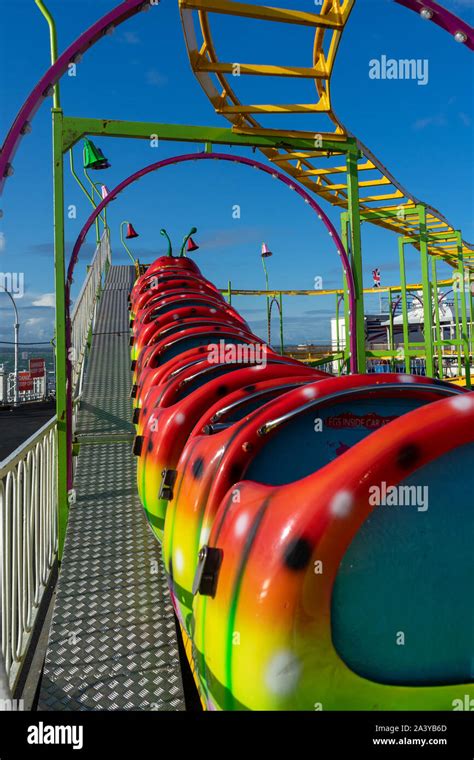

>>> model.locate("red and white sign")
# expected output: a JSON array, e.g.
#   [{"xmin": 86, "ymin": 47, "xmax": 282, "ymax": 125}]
[
  {"xmin": 326, "ymin": 412, "xmax": 397, "ymax": 430},
  {"xmin": 18, "ymin": 371, "xmax": 33, "ymax": 392},
  {"xmin": 29, "ymin": 357, "xmax": 45, "ymax": 378}
]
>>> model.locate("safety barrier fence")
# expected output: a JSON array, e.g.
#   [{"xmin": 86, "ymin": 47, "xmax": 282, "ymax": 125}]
[
  {"xmin": 366, "ymin": 358, "xmax": 427, "ymax": 376},
  {"xmin": 367, "ymin": 356, "xmax": 472, "ymax": 381},
  {"xmin": 70, "ymin": 229, "xmax": 111, "ymax": 397},
  {"xmin": 0, "ymin": 418, "xmax": 57, "ymax": 692},
  {"xmin": 2, "ymin": 375, "xmax": 49, "ymax": 405},
  {"xmin": 0, "ymin": 232, "xmax": 111, "ymax": 693}
]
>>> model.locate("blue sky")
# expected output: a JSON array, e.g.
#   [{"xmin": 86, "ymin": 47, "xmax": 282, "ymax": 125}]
[{"xmin": 0, "ymin": 0, "xmax": 472, "ymax": 346}]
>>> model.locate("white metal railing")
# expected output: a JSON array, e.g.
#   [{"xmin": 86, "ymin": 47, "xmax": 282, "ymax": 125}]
[
  {"xmin": 70, "ymin": 229, "xmax": 111, "ymax": 396},
  {"xmin": 5, "ymin": 374, "xmax": 48, "ymax": 404},
  {"xmin": 0, "ymin": 231, "xmax": 112, "ymax": 693},
  {"xmin": 0, "ymin": 416, "xmax": 57, "ymax": 691},
  {"xmin": 366, "ymin": 357, "xmax": 428, "ymax": 376},
  {"xmin": 0, "ymin": 371, "xmax": 50, "ymax": 406}
]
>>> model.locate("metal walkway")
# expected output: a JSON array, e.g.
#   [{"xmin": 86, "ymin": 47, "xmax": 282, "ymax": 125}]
[{"xmin": 39, "ymin": 266, "xmax": 185, "ymax": 711}]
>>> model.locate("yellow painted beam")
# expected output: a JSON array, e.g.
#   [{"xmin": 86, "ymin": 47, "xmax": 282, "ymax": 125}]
[
  {"xmin": 179, "ymin": 0, "xmax": 344, "ymax": 29},
  {"xmin": 297, "ymin": 159, "xmax": 374, "ymax": 177},
  {"xmin": 269, "ymin": 151, "xmax": 345, "ymax": 163},
  {"xmin": 358, "ymin": 190, "xmax": 404, "ymax": 203},
  {"xmin": 194, "ymin": 58, "xmax": 330, "ymax": 79},
  {"xmin": 180, "ymin": 0, "xmax": 468, "ymax": 262},
  {"xmin": 271, "ymin": 153, "xmax": 330, "ymax": 162},
  {"xmin": 217, "ymin": 101, "xmax": 330, "ymax": 114},
  {"xmin": 231, "ymin": 124, "xmax": 348, "ymax": 140},
  {"xmin": 370, "ymin": 203, "xmax": 416, "ymax": 213},
  {"xmin": 218, "ymin": 278, "xmax": 454, "ymax": 298},
  {"xmin": 300, "ymin": 177, "xmax": 391, "ymax": 191}
]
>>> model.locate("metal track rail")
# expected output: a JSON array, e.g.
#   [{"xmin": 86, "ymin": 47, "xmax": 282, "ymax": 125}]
[
  {"xmin": 179, "ymin": 0, "xmax": 473, "ymax": 263},
  {"xmin": 38, "ymin": 266, "xmax": 185, "ymax": 711}
]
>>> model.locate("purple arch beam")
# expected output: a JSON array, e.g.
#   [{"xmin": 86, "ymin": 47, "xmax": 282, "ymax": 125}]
[
  {"xmin": 0, "ymin": 0, "xmax": 149, "ymax": 195},
  {"xmin": 395, "ymin": 0, "xmax": 474, "ymax": 50},
  {"xmin": 66, "ymin": 152, "xmax": 358, "ymax": 367},
  {"xmin": 65, "ymin": 152, "xmax": 359, "ymax": 485}
]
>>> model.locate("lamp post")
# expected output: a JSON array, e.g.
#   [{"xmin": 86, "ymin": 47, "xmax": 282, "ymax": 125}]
[
  {"xmin": 120, "ymin": 221, "xmax": 139, "ymax": 264},
  {"xmin": 0, "ymin": 286, "xmax": 20, "ymax": 406},
  {"xmin": 261, "ymin": 243, "xmax": 273, "ymax": 344}
]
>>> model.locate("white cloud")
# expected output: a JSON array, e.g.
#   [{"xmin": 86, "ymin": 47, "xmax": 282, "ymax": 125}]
[
  {"xmin": 146, "ymin": 68, "xmax": 167, "ymax": 87},
  {"xmin": 199, "ymin": 226, "xmax": 266, "ymax": 250},
  {"xmin": 22, "ymin": 316, "xmax": 54, "ymax": 341},
  {"xmin": 123, "ymin": 31, "xmax": 140, "ymax": 45},
  {"xmin": 31, "ymin": 293, "xmax": 55, "ymax": 308},
  {"xmin": 412, "ymin": 114, "xmax": 447, "ymax": 131},
  {"xmin": 0, "ymin": 232, "xmax": 5, "ymax": 252},
  {"xmin": 0, "ymin": 315, "xmax": 53, "ymax": 342}
]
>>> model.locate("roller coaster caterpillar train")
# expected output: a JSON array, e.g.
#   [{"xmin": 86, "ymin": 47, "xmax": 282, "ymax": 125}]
[
  {"xmin": 1, "ymin": 0, "xmax": 473, "ymax": 712},
  {"xmin": 130, "ymin": 246, "xmax": 474, "ymax": 710}
]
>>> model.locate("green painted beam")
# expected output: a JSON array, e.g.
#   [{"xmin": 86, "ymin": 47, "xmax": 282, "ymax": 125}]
[
  {"xmin": 387, "ymin": 288, "xmax": 394, "ymax": 371},
  {"xmin": 366, "ymin": 349, "xmax": 428, "ymax": 358},
  {"xmin": 335, "ymin": 290, "xmax": 342, "ymax": 375},
  {"xmin": 345, "ymin": 155, "xmax": 366, "ymax": 373},
  {"xmin": 278, "ymin": 291, "xmax": 284, "ymax": 356},
  {"xmin": 52, "ymin": 109, "xmax": 69, "ymax": 560},
  {"xmin": 398, "ymin": 238, "xmax": 411, "ymax": 374},
  {"xmin": 340, "ymin": 217, "xmax": 352, "ymax": 371},
  {"xmin": 431, "ymin": 257, "xmax": 443, "ymax": 380},
  {"xmin": 453, "ymin": 287, "xmax": 462, "ymax": 372},
  {"xmin": 456, "ymin": 231, "xmax": 471, "ymax": 389},
  {"xmin": 217, "ymin": 281, "xmax": 453, "ymax": 297},
  {"xmin": 469, "ymin": 274, "xmax": 474, "ymax": 361},
  {"xmin": 360, "ymin": 208, "xmax": 411, "ymax": 222},
  {"xmin": 61, "ymin": 116, "xmax": 353, "ymax": 154},
  {"xmin": 418, "ymin": 205, "xmax": 435, "ymax": 377}
]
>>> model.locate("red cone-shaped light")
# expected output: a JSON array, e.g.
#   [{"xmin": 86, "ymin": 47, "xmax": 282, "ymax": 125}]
[
  {"xmin": 126, "ymin": 223, "xmax": 139, "ymax": 239},
  {"xmin": 261, "ymin": 242, "xmax": 272, "ymax": 258},
  {"xmin": 187, "ymin": 236, "xmax": 199, "ymax": 252}
]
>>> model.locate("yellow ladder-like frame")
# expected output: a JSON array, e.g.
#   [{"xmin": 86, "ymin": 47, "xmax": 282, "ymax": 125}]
[{"xmin": 180, "ymin": 0, "xmax": 473, "ymax": 266}]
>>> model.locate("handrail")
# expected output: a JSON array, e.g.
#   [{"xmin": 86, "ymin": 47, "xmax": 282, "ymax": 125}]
[
  {"xmin": 70, "ymin": 229, "xmax": 111, "ymax": 395},
  {"xmin": 0, "ymin": 217, "xmax": 110, "ymax": 693},
  {"xmin": 0, "ymin": 416, "xmax": 56, "ymax": 471},
  {"xmin": 0, "ymin": 416, "xmax": 58, "ymax": 690}
]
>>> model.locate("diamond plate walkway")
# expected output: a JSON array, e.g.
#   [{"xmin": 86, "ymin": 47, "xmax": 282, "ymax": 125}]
[{"xmin": 39, "ymin": 266, "xmax": 185, "ymax": 711}]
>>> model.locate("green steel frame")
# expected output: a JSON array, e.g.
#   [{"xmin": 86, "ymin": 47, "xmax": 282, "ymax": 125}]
[
  {"xmin": 52, "ymin": 115, "xmax": 362, "ymax": 556},
  {"xmin": 344, "ymin": 150, "xmax": 366, "ymax": 373},
  {"xmin": 61, "ymin": 116, "xmax": 352, "ymax": 155},
  {"xmin": 52, "ymin": 108, "xmax": 69, "ymax": 556},
  {"xmin": 38, "ymin": 29, "xmax": 470, "ymax": 556},
  {"xmin": 50, "ymin": 112, "xmax": 473, "ymax": 556}
]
